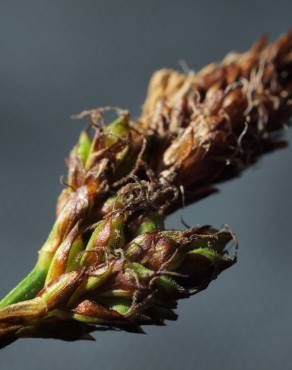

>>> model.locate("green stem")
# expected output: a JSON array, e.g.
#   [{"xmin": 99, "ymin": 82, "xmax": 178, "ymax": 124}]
[
  {"xmin": 0, "ymin": 265, "xmax": 47, "ymax": 308},
  {"xmin": 0, "ymin": 248, "xmax": 53, "ymax": 308}
]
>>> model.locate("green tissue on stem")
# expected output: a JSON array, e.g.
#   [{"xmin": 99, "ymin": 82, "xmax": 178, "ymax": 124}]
[{"xmin": 0, "ymin": 265, "xmax": 47, "ymax": 308}]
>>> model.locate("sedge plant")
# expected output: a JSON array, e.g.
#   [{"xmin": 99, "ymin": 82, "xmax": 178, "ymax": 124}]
[{"xmin": 0, "ymin": 31, "xmax": 291, "ymax": 345}]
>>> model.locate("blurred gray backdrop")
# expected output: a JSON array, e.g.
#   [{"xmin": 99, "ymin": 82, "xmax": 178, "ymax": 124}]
[{"xmin": 0, "ymin": 1, "xmax": 291, "ymax": 369}]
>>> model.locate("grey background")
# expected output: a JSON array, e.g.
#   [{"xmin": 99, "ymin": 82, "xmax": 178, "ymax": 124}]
[{"xmin": 0, "ymin": 1, "xmax": 291, "ymax": 369}]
